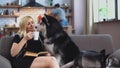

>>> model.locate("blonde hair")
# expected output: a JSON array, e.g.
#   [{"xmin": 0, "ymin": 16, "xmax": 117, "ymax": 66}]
[{"xmin": 17, "ymin": 16, "xmax": 34, "ymax": 36}]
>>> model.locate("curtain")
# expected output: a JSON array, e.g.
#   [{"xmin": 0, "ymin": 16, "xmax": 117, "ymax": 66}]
[{"xmin": 86, "ymin": 0, "xmax": 93, "ymax": 34}]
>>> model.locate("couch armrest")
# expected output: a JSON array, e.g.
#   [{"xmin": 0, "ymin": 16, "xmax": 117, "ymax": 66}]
[{"xmin": 0, "ymin": 55, "xmax": 12, "ymax": 68}]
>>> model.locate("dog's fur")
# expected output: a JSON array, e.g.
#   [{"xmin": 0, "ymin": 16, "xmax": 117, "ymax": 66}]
[
  {"xmin": 106, "ymin": 49, "xmax": 120, "ymax": 67},
  {"xmin": 40, "ymin": 14, "xmax": 106, "ymax": 68}
]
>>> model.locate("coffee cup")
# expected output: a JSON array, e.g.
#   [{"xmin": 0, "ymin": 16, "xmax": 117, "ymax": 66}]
[{"xmin": 33, "ymin": 31, "xmax": 39, "ymax": 40}]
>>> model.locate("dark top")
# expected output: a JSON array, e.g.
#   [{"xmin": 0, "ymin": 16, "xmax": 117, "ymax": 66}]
[{"xmin": 11, "ymin": 33, "xmax": 44, "ymax": 68}]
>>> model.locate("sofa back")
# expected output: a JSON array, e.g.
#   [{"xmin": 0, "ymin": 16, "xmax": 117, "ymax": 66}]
[
  {"xmin": 0, "ymin": 34, "xmax": 114, "ymax": 60},
  {"xmin": 70, "ymin": 34, "xmax": 115, "ymax": 54},
  {"xmin": 0, "ymin": 36, "xmax": 14, "ymax": 60}
]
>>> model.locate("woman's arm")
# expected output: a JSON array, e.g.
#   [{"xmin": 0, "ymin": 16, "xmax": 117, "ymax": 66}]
[
  {"xmin": 10, "ymin": 37, "xmax": 27, "ymax": 57},
  {"xmin": 10, "ymin": 32, "xmax": 33, "ymax": 57}
]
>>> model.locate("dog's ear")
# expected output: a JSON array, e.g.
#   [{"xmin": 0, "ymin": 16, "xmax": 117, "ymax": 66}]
[
  {"xmin": 100, "ymin": 49, "xmax": 108, "ymax": 68},
  {"xmin": 99, "ymin": 50, "xmax": 107, "ymax": 68},
  {"xmin": 42, "ymin": 14, "xmax": 50, "ymax": 26}
]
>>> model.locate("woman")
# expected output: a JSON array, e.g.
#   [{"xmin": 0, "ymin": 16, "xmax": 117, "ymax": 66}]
[{"xmin": 10, "ymin": 16, "xmax": 59, "ymax": 68}]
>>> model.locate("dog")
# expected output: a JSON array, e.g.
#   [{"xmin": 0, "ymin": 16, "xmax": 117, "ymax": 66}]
[
  {"xmin": 39, "ymin": 14, "xmax": 106, "ymax": 68},
  {"xmin": 106, "ymin": 49, "xmax": 120, "ymax": 68}
]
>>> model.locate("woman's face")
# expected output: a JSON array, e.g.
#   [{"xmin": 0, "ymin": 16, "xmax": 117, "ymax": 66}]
[{"xmin": 26, "ymin": 18, "xmax": 35, "ymax": 32}]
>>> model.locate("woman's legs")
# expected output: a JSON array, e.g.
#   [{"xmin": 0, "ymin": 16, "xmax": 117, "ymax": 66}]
[{"xmin": 30, "ymin": 56, "xmax": 59, "ymax": 68}]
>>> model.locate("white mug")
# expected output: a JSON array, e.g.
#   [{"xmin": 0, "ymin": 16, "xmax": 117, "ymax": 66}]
[{"xmin": 33, "ymin": 31, "xmax": 39, "ymax": 40}]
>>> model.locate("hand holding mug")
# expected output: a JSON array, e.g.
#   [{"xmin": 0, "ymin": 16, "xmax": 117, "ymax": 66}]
[{"xmin": 24, "ymin": 32, "xmax": 34, "ymax": 40}]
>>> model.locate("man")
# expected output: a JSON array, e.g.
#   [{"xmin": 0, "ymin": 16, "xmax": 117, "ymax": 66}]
[{"xmin": 51, "ymin": 3, "xmax": 69, "ymax": 27}]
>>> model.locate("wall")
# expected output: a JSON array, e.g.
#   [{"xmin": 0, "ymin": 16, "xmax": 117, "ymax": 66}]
[
  {"xmin": 73, "ymin": 0, "xmax": 87, "ymax": 35},
  {"xmin": 17, "ymin": 8, "xmax": 45, "ymax": 24},
  {"xmin": 94, "ymin": 20, "xmax": 120, "ymax": 50}
]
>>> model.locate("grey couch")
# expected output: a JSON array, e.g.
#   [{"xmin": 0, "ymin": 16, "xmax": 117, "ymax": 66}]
[{"xmin": 0, "ymin": 34, "xmax": 115, "ymax": 68}]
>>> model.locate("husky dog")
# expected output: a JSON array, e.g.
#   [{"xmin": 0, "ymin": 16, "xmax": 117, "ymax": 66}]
[
  {"xmin": 106, "ymin": 49, "xmax": 120, "ymax": 68},
  {"xmin": 39, "ymin": 14, "xmax": 106, "ymax": 68}
]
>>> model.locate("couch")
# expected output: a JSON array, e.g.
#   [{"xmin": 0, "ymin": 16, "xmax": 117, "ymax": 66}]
[{"xmin": 0, "ymin": 34, "xmax": 115, "ymax": 68}]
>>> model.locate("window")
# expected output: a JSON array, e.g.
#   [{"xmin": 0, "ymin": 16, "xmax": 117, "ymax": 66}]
[{"xmin": 93, "ymin": 0, "xmax": 118, "ymax": 22}]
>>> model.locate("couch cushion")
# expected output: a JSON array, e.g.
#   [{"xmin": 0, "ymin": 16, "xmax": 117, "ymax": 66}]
[{"xmin": 0, "ymin": 36, "xmax": 14, "ymax": 60}]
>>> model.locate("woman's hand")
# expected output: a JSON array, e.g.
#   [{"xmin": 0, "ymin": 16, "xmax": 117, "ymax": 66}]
[{"xmin": 24, "ymin": 32, "xmax": 34, "ymax": 40}]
